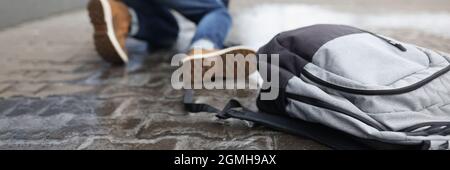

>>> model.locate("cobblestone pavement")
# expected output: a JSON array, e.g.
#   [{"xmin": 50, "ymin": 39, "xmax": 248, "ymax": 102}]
[{"xmin": 1, "ymin": 0, "xmax": 449, "ymax": 150}]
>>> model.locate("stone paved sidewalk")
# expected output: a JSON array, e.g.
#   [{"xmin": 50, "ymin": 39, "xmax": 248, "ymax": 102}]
[
  {"xmin": 0, "ymin": 7, "xmax": 325, "ymax": 150},
  {"xmin": 1, "ymin": 0, "xmax": 449, "ymax": 150}
]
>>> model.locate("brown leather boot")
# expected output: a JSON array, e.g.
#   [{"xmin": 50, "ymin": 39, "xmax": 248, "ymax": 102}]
[
  {"xmin": 182, "ymin": 46, "xmax": 257, "ymax": 83},
  {"xmin": 88, "ymin": 0, "xmax": 131, "ymax": 65}
]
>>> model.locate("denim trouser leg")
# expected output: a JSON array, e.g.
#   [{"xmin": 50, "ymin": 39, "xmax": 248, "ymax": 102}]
[
  {"xmin": 124, "ymin": 0, "xmax": 231, "ymax": 50},
  {"xmin": 123, "ymin": 0, "xmax": 179, "ymax": 49},
  {"xmin": 155, "ymin": 0, "xmax": 232, "ymax": 49},
  {"xmin": 191, "ymin": 5, "xmax": 231, "ymax": 49}
]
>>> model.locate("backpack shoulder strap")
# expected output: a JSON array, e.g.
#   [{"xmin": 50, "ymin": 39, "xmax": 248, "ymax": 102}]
[{"xmin": 183, "ymin": 90, "xmax": 372, "ymax": 150}]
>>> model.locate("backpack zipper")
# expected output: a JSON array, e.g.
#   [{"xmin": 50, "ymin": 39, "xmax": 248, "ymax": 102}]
[
  {"xmin": 361, "ymin": 29, "xmax": 407, "ymax": 52},
  {"xmin": 285, "ymin": 92, "xmax": 389, "ymax": 131},
  {"xmin": 301, "ymin": 64, "xmax": 450, "ymax": 95}
]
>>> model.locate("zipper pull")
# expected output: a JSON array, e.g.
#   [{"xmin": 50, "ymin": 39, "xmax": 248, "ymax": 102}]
[
  {"xmin": 359, "ymin": 28, "xmax": 408, "ymax": 52},
  {"xmin": 386, "ymin": 39, "xmax": 407, "ymax": 52}
]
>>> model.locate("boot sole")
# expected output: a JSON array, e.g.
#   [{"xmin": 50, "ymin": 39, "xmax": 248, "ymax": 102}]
[
  {"xmin": 88, "ymin": 0, "xmax": 128, "ymax": 65},
  {"xmin": 182, "ymin": 46, "xmax": 257, "ymax": 80}
]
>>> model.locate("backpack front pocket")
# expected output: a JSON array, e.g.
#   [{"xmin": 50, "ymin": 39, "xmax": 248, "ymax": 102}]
[{"xmin": 302, "ymin": 33, "xmax": 450, "ymax": 95}]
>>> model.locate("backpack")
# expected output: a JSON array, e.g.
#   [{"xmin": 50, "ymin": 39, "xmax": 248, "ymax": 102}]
[{"xmin": 184, "ymin": 24, "xmax": 450, "ymax": 150}]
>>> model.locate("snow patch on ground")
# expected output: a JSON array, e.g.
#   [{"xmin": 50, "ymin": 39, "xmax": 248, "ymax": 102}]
[{"xmin": 228, "ymin": 4, "xmax": 450, "ymax": 49}]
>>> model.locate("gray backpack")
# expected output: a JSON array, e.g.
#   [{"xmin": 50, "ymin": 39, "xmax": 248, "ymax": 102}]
[{"xmin": 185, "ymin": 24, "xmax": 450, "ymax": 150}]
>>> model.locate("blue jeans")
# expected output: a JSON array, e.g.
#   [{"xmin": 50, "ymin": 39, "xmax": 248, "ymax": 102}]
[{"xmin": 123, "ymin": 0, "xmax": 231, "ymax": 50}]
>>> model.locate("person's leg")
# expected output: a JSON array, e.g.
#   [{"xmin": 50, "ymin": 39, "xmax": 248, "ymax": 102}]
[
  {"xmin": 155, "ymin": 0, "xmax": 232, "ymax": 50},
  {"xmin": 222, "ymin": 0, "xmax": 230, "ymax": 7},
  {"xmin": 155, "ymin": 0, "xmax": 256, "ymax": 83},
  {"xmin": 123, "ymin": 0, "xmax": 179, "ymax": 50}
]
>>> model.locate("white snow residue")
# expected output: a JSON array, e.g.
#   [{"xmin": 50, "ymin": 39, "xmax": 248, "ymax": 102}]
[
  {"xmin": 365, "ymin": 13, "xmax": 450, "ymax": 37},
  {"xmin": 227, "ymin": 4, "xmax": 450, "ymax": 49}
]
